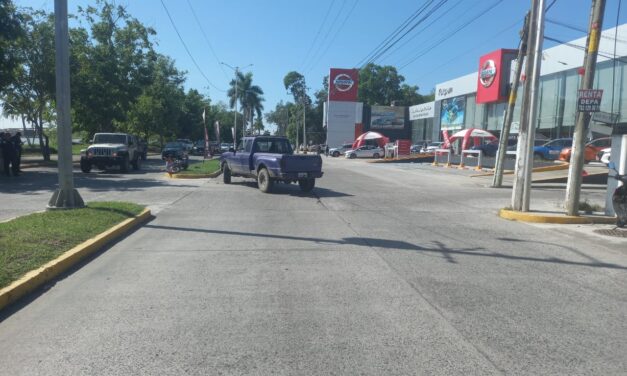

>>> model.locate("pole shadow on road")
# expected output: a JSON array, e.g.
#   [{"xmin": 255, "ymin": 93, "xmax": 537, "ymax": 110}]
[
  {"xmin": 143, "ymin": 224, "xmax": 627, "ymax": 271},
  {"xmin": 226, "ymin": 181, "xmax": 353, "ymax": 198}
]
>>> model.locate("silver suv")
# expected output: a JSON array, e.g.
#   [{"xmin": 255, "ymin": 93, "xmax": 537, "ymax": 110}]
[{"xmin": 80, "ymin": 133, "xmax": 141, "ymax": 173}]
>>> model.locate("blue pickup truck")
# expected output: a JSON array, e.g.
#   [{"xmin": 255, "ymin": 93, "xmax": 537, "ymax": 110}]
[{"xmin": 220, "ymin": 136, "xmax": 323, "ymax": 193}]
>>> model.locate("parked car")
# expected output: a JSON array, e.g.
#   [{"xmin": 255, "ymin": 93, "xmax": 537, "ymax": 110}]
[
  {"xmin": 161, "ymin": 141, "xmax": 189, "ymax": 169},
  {"xmin": 176, "ymin": 138, "xmax": 193, "ymax": 151},
  {"xmin": 533, "ymin": 138, "xmax": 573, "ymax": 160},
  {"xmin": 597, "ymin": 147, "xmax": 612, "ymax": 165},
  {"xmin": 328, "ymin": 143, "xmax": 354, "ymax": 157},
  {"xmin": 471, "ymin": 139, "xmax": 517, "ymax": 157},
  {"xmin": 80, "ymin": 133, "xmax": 142, "ymax": 173},
  {"xmin": 220, "ymin": 136, "xmax": 323, "ymax": 193},
  {"xmin": 421, "ymin": 142, "xmax": 444, "ymax": 153},
  {"xmin": 345, "ymin": 145, "xmax": 384, "ymax": 159},
  {"xmin": 559, "ymin": 137, "xmax": 611, "ymax": 163}
]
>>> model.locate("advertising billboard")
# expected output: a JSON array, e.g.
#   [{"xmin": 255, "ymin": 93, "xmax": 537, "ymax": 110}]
[
  {"xmin": 440, "ymin": 96, "xmax": 465, "ymax": 130},
  {"xmin": 370, "ymin": 106, "xmax": 405, "ymax": 129},
  {"xmin": 476, "ymin": 49, "xmax": 517, "ymax": 104},
  {"xmin": 409, "ymin": 102, "xmax": 434, "ymax": 120},
  {"xmin": 329, "ymin": 68, "xmax": 359, "ymax": 102}
]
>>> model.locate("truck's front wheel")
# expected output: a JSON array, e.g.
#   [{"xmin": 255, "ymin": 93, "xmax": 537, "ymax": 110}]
[
  {"xmin": 80, "ymin": 159, "xmax": 91, "ymax": 173},
  {"xmin": 223, "ymin": 163, "xmax": 231, "ymax": 184},
  {"xmin": 257, "ymin": 168, "xmax": 273, "ymax": 193},
  {"xmin": 298, "ymin": 178, "xmax": 315, "ymax": 192}
]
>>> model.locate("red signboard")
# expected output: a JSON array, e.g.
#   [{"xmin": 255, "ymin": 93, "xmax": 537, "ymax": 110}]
[
  {"xmin": 329, "ymin": 68, "xmax": 359, "ymax": 102},
  {"xmin": 396, "ymin": 139, "xmax": 411, "ymax": 156},
  {"xmin": 476, "ymin": 49, "xmax": 517, "ymax": 104}
]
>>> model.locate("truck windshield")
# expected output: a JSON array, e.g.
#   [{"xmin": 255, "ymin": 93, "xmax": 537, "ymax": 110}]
[
  {"xmin": 93, "ymin": 134, "xmax": 126, "ymax": 144},
  {"xmin": 254, "ymin": 139, "xmax": 293, "ymax": 154}
]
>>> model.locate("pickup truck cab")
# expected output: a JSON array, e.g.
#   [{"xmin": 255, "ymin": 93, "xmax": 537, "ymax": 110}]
[{"xmin": 220, "ymin": 136, "xmax": 323, "ymax": 193}]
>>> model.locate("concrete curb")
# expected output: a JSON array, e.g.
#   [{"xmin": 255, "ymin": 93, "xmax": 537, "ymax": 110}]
[
  {"xmin": 499, "ymin": 208, "xmax": 616, "ymax": 224},
  {"xmin": 0, "ymin": 208, "xmax": 152, "ymax": 312},
  {"xmin": 470, "ymin": 162, "xmax": 569, "ymax": 177},
  {"xmin": 166, "ymin": 170, "xmax": 221, "ymax": 179}
]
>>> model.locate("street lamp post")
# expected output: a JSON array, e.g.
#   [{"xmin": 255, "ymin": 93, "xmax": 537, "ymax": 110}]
[{"xmin": 221, "ymin": 62, "xmax": 252, "ymax": 147}]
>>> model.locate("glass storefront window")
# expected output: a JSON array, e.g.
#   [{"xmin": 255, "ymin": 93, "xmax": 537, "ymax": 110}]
[
  {"xmin": 562, "ymin": 70, "xmax": 580, "ymax": 128},
  {"xmin": 538, "ymin": 74, "xmax": 559, "ymax": 129}
]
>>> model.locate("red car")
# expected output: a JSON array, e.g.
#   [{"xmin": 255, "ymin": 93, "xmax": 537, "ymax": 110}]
[{"xmin": 559, "ymin": 137, "xmax": 611, "ymax": 163}]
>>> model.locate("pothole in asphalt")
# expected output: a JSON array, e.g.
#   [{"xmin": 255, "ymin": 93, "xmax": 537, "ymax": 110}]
[{"xmin": 593, "ymin": 228, "xmax": 627, "ymax": 238}]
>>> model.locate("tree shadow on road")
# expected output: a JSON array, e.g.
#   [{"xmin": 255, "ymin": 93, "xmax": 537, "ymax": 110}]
[{"xmin": 143, "ymin": 224, "xmax": 627, "ymax": 270}]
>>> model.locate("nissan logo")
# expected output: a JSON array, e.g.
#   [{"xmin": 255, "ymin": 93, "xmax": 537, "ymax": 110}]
[
  {"xmin": 480, "ymin": 59, "xmax": 497, "ymax": 88},
  {"xmin": 333, "ymin": 73, "xmax": 354, "ymax": 92}
]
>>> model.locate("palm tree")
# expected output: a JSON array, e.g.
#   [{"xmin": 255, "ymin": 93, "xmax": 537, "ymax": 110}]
[{"xmin": 227, "ymin": 72, "xmax": 264, "ymax": 134}]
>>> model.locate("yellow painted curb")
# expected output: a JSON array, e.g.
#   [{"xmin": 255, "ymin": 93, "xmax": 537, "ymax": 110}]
[
  {"xmin": 470, "ymin": 162, "xmax": 570, "ymax": 178},
  {"xmin": 0, "ymin": 208, "xmax": 152, "ymax": 312},
  {"xmin": 166, "ymin": 170, "xmax": 221, "ymax": 179},
  {"xmin": 499, "ymin": 208, "xmax": 616, "ymax": 224}
]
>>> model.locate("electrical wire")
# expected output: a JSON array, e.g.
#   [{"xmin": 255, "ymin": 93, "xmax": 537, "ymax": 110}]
[
  {"xmin": 305, "ymin": 0, "xmax": 360, "ymax": 74},
  {"xmin": 185, "ymin": 0, "xmax": 229, "ymax": 79},
  {"xmin": 304, "ymin": 0, "xmax": 348, "ymax": 72},
  {"xmin": 546, "ymin": 17, "xmax": 627, "ymax": 44},
  {"xmin": 299, "ymin": 0, "xmax": 337, "ymax": 70},
  {"xmin": 544, "ymin": 35, "xmax": 627, "ymax": 64},
  {"xmin": 159, "ymin": 0, "xmax": 226, "ymax": 92},
  {"xmin": 399, "ymin": 0, "xmax": 505, "ymax": 70},
  {"xmin": 355, "ymin": 0, "xmax": 435, "ymax": 68},
  {"xmin": 367, "ymin": 0, "xmax": 450, "ymax": 65}
]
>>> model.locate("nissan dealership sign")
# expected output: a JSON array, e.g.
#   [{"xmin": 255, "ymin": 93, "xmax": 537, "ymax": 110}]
[
  {"xmin": 329, "ymin": 68, "xmax": 359, "ymax": 102},
  {"xmin": 409, "ymin": 102, "xmax": 435, "ymax": 120},
  {"xmin": 476, "ymin": 49, "xmax": 517, "ymax": 104},
  {"xmin": 479, "ymin": 59, "xmax": 497, "ymax": 88}
]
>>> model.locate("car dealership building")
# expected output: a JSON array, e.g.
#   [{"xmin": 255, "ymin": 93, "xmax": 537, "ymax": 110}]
[{"xmin": 326, "ymin": 23, "xmax": 627, "ymax": 148}]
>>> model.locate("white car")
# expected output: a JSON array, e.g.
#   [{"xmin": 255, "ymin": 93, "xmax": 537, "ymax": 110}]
[
  {"xmin": 328, "ymin": 143, "xmax": 354, "ymax": 157},
  {"xmin": 597, "ymin": 147, "xmax": 611, "ymax": 165},
  {"xmin": 421, "ymin": 142, "xmax": 444, "ymax": 153},
  {"xmin": 345, "ymin": 145, "xmax": 384, "ymax": 159}
]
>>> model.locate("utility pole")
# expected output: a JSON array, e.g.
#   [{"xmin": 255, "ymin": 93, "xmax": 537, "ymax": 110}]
[
  {"xmin": 221, "ymin": 62, "xmax": 253, "ymax": 146},
  {"xmin": 492, "ymin": 12, "xmax": 530, "ymax": 188},
  {"xmin": 48, "ymin": 0, "xmax": 84, "ymax": 209},
  {"xmin": 512, "ymin": 0, "xmax": 545, "ymax": 211},
  {"xmin": 565, "ymin": 0, "xmax": 606, "ymax": 215}
]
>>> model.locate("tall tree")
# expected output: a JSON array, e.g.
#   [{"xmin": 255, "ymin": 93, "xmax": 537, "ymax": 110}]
[
  {"xmin": 0, "ymin": 0, "xmax": 23, "ymax": 92},
  {"xmin": 357, "ymin": 63, "xmax": 426, "ymax": 106},
  {"xmin": 227, "ymin": 71, "xmax": 264, "ymax": 135}
]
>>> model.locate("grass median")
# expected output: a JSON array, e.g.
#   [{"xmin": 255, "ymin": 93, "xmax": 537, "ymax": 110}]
[
  {"xmin": 182, "ymin": 159, "xmax": 220, "ymax": 175},
  {"xmin": 0, "ymin": 201, "xmax": 145, "ymax": 289}
]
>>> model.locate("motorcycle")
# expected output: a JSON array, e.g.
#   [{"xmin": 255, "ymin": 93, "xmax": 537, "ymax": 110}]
[{"xmin": 608, "ymin": 162, "xmax": 627, "ymax": 228}]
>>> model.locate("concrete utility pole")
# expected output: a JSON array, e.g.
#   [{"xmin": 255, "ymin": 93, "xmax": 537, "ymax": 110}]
[
  {"xmin": 511, "ymin": 0, "xmax": 545, "ymax": 211},
  {"xmin": 565, "ymin": 0, "xmax": 606, "ymax": 216},
  {"xmin": 492, "ymin": 12, "xmax": 530, "ymax": 188},
  {"xmin": 48, "ymin": 0, "xmax": 84, "ymax": 209},
  {"xmin": 221, "ymin": 62, "xmax": 253, "ymax": 146}
]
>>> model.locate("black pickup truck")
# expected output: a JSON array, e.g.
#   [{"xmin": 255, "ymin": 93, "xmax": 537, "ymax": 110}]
[{"xmin": 219, "ymin": 136, "xmax": 323, "ymax": 193}]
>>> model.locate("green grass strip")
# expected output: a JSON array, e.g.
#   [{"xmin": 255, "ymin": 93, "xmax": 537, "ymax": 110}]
[
  {"xmin": 0, "ymin": 201, "xmax": 144, "ymax": 289},
  {"xmin": 183, "ymin": 159, "xmax": 220, "ymax": 175}
]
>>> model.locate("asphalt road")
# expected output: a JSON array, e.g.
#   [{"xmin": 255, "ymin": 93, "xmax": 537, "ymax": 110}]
[{"xmin": 1, "ymin": 157, "xmax": 626, "ymax": 375}]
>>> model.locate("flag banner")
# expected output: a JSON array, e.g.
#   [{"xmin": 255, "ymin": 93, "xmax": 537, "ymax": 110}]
[
  {"xmin": 232, "ymin": 127, "xmax": 236, "ymax": 145},
  {"xmin": 202, "ymin": 108, "xmax": 206, "ymax": 122},
  {"xmin": 204, "ymin": 124, "xmax": 210, "ymax": 159},
  {"xmin": 215, "ymin": 121, "xmax": 220, "ymax": 143}
]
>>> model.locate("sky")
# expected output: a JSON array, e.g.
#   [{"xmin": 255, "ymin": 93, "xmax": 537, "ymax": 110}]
[{"xmin": 10, "ymin": 0, "xmax": 627, "ymax": 132}]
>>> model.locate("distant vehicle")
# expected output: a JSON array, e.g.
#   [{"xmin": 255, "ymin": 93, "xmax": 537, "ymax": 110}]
[
  {"xmin": 80, "ymin": 133, "xmax": 142, "ymax": 173},
  {"xmin": 345, "ymin": 145, "xmax": 384, "ymax": 159},
  {"xmin": 421, "ymin": 142, "xmax": 444, "ymax": 153},
  {"xmin": 597, "ymin": 147, "xmax": 611, "ymax": 165},
  {"xmin": 471, "ymin": 139, "xmax": 517, "ymax": 157},
  {"xmin": 220, "ymin": 143, "xmax": 232, "ymax": 152},
  {"xmin": 328, "ymin": 143, "xmax": 354, "ymax": 157},
  {"xmin": 176, "ymin": 138, "xmax": 193, "ymax": 151},
  {"xmin": 161, "ymin": 141, "xmax": 189, "ymax": 170},
  {"xmin": 533, "ymin": 138, "xmax": 573, "ymax": 160},
  {"xmin": 559, "ymin": 137, "xmax": 611, "ymax": 163},
  {"xmin": 220, "ymin": 136, "xmax": 323, "ymax": 193}
]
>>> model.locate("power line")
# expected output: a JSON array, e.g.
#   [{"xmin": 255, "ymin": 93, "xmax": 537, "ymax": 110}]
[
  {"xmin": 367, "ymin": 0, "xmax": 449, "ymax": 65},
  {"xmin": 304, "ymin": 0, "xmax": 348, "ymax": 73},
  {"xmin": 544, "ymin": 35, "xmax": 627, "ymax": 64},
  {"xmin": 299, "ymin": 0, "xmax": 337, "ymax": 70},
  {"xmin": 305, "ymin": 0, "xmax": 360, "ymax": 73},
  {"xmin": 185, "ymin": 0, "xmax": 229, "ymax": 79},
  {"xmin": 546, "ymin": 17, "xmax": 627, "ymax": 44},
  {"xmin": 379, "ymin": 0, "xmax": 465, "ymax": 64},
  {"xmin": 159, "ymin": 0, "xmax": 226, "ymax": 92},
  {"xmin": 355, "ymin": 0, "xmax": 435, "ymax": 68},
  {"xmin": 399, "ymin": 0, "xmax": 505, "ymax": 70}
]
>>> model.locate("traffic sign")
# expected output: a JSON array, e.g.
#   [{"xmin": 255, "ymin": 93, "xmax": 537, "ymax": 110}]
[{"xmin": 577, "ymin": 89, "xmax": 603, "ymax": 112}]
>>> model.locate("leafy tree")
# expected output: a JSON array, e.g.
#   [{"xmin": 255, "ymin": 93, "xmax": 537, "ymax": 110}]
[
  {"xmin": 265, "ymin": 100, "xmax": 292, "ymax": 137},
  {"xmin": 283, "ymin": 71, "xmax": 310, "ymax": 106},
  {"xmin": 1, "ymin": 9, "xmax": 55, "ymax": 160},
  {"xmin": 357, "ymin": 63, "xmax": 427, "ymax": 106},
  {"xmin": 0, "ymin": 0, "xmax": 23, "ymax": 92},
  {"xmin": 177, "ymin": 89, "xmax": 210, "ymax": 141}
]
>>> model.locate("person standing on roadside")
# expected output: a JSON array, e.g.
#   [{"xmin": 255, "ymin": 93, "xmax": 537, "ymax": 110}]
[
  {"xmin": 1, "ymin": 132, "xmax": 17, "ymax": 176},
  {"xmin": 10, "ymin": 131, "xmax": 23, "ymax": 173}
]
